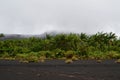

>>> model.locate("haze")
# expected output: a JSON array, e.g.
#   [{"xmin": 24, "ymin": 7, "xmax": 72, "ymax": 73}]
[{"xmin": 0, "ymin": 0, "xmax": 120, "ymax": 36}]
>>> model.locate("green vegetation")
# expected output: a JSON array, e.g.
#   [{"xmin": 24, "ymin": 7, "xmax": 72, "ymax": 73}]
[
  {"xmin": 0, "ymin": 32, "xmax": 120, "ymax": 63},
  {"xmin": 0, "ymin": 33, "xmax": 4, "ymax": 37}
]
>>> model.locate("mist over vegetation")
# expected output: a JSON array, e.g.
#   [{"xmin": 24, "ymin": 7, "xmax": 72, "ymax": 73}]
[
  {"xmin": 1, "ymin": 0, "xmax": 120, "ymax": 35},
  {"xmin": 0, "ymin": 32, "xmax": 120, "ymax": 62}
]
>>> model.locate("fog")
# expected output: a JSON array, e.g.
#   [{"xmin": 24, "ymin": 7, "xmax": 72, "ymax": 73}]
[{"xmin": 0, "ymin": 0, "xmax": 120, "ymax": 36}]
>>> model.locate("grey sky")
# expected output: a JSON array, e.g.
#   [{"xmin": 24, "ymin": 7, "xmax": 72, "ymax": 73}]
[{"xmin": 0, "ymin": 0, "xmax": 120, "ymax": 36}]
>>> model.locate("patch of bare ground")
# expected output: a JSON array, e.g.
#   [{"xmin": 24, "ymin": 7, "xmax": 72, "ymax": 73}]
[{"xmin": 0, "ymin": 60, "xmax": 120, "ymax": 80}]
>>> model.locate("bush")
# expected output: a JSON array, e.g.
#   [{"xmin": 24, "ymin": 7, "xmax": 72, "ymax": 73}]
[
  {"xmin": 26, "ymin": 52, "xmax": 39, "ymax": 62},
  {"xmin": 88, "ymin": 51, "xmax": 106, "ymax": 60},
  {"xmin": 65, "ymin": 50, "xmax": 75, "ymax": 59},
  {"xmin": 15, "ymin": 53, "xmax": 28, "ymax": 61},
  {"xmin": 1, "ymin": 52, "xmax": 10, "ymax": 58},
  {"xmin": 106, "ymin": 51, "xmax": 120, "ymax": 59},
  {"xmin": 52, "ymin": 49, "xmax": 65, "ymax": 58},
  {"xmin": 37, "ymin": 51, "xmax": 52, "ymax": 58},
  {"xmin": 76, "ymin": 48, "xmax": 89, "ymax": 57}
]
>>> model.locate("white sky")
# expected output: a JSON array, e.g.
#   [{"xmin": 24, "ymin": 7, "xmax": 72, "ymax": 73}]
[{"xmin": 0, "ymin": 0, "xmax": 120, "ymax": 36}]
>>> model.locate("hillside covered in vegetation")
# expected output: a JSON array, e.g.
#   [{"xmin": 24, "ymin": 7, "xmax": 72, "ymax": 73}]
[{"xmin": 0, "ymin": 32, "xmax": 120, "ymax": 63}]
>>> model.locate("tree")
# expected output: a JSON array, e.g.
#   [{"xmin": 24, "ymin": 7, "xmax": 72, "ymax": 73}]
[{"xmin": 0, "ymin": 33, "xmax": 4, "ymax": 37}]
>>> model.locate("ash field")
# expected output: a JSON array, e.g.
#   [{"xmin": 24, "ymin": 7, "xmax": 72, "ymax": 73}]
[{"xmin": 0, "ymin": 60, "xmax": 120, "ymax": 80}]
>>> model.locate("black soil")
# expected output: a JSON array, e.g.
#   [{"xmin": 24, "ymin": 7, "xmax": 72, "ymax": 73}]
[{"xmin": 0, "ymin": 60, "xmax": 120, "ymax": 80}]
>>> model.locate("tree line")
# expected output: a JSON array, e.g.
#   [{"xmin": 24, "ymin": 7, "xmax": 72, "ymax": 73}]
[{"xmin": 0, "ymin": 32, "xmax": 120, "ymax": 62}]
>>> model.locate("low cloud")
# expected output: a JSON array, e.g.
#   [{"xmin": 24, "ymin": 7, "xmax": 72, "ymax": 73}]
[{"xmin": 0, "ymin": 0, "xmax": 120, "ymax": 36}]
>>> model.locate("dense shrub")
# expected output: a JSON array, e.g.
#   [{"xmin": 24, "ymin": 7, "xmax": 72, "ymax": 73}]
[{"xmin": 0, "ymin": 32, "xmax": 120, "ymax": 62}]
